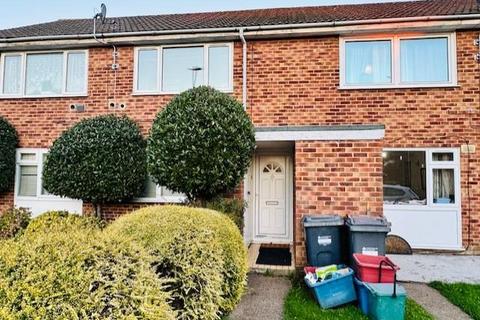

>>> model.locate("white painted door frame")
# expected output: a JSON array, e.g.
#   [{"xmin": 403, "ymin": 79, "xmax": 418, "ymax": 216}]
[{"xmin": 252, "ymin": 154, "xmax": 293, "ymax": 243}]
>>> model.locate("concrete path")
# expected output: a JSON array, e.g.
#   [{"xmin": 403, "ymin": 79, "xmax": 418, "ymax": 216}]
[
  {"xmin": 388, "ymin": 254, "xmax": 480, "ymax": 284},
  {"xmin": 230, "ymin": 273, "xmax": 291, "ymax": 320},
  {"xmin": 403, "ymin": 282, "xmax": 472, "ymax": 320}
]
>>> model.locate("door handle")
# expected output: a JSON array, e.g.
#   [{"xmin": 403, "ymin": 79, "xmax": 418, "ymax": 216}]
[{"xmin": 265, "ymin": 201, "xmax": 279, "ymax": 206}]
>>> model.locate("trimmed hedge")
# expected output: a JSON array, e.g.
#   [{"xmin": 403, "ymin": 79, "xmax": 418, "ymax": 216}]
[
  {"xmin": 0, "ymin": 116, "xmax": 18, "ymax": 193},
  {"xmin": 0, "ymin": 212, "xmax": 175, "ymax": 320},
  {"xmin": 0, "ymin": 208, "xmax": 30, "ymax": 240},
  {"xmin": 107, "ymin": 206, "xmax": 248, "ymax": 319},
  {"xmin": 147, "ymin": 86, "xmax": 256, "ymax": 201},
  {"xmin": 43, "ymin": 114, "xmax": 147, "ymax": 205}
]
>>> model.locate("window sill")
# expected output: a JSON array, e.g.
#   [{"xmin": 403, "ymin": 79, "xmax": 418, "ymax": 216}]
[
  {"xmin": 0, "ymin": 93, "xmax": 88, "ymax": 99},
  {"xmin": 384, "ymin": 203, "xmax": 460, "ymax": 210},
  {"xmin": 15, "ymin": 195, "xmax": 78, "ymax": 202},
  {"xmin": 338, "ymin": 83, "xmax": 459, "ymax": 90},
  {"xmin": 132, "ymin": 196, "xmax": 186, "ymax": 204}
]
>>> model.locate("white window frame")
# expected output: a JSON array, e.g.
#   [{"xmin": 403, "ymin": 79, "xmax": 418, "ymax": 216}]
[
  {"xmin": 0, "ymin": 50, "xmax": 88, "ymax": 98},
  {"xmin": 133, "ymin": 43, "xmax": 234, "ymax": 95},
  {"xmin": 339, "ymin": 33, "xmax": 457, "ymax": 89},
  {"xmin": 133, "ymin": 183, "xmax": 186, "ymax": 204},
  {"xmin": 14, "ymin": 148, "xmax": 65, "ymax": 201},
  {"xmin": 383, "ymin": 148, "xmax": 461, "ymax": 210}
]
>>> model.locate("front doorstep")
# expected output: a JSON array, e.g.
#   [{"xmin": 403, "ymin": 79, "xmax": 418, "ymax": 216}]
[{"xmin": 247, "ymin": 243, "xmax": 295, "ymax": 275}]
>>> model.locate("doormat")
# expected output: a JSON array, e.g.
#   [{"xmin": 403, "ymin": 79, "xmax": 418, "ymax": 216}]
[{"xmin": 256, "ymin": 247, "xmax": 292, "ymax": 266}]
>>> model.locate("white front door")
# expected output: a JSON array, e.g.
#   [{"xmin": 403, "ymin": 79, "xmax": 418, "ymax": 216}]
[{"xmin": 255, "ymin": 156, "xmax": 290, "ymax": 241}]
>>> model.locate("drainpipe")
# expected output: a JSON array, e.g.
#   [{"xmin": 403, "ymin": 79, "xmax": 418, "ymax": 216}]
[{"xmin": 239, "ymin": 28, "xmax": 247, "ymax": 110}]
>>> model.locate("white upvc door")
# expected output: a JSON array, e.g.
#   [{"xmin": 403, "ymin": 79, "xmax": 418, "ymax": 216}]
[{"xmin": 254, "ymin": 155, "xmax": 292, "ymax": 242}]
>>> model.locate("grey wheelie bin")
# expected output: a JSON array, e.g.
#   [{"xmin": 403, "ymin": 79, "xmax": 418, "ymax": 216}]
[
  {"xmin": 303, "ymin": 215, "xmax": 344, "ymax": 267},
  {"xmin": 345, "ymin": 215, "xmax": 391, "ymax": 265}
]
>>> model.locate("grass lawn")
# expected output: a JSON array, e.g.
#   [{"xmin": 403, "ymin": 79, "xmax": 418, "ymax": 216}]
[
  {"xmin": 430, "ymin": 282, "xmax": 480, "ymax": 320},
  {"xmin": 284, "ymin": 283, "xmax": 434, "ymax": 320}
]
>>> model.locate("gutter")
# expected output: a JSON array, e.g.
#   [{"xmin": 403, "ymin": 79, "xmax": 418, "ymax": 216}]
[
  {"xmin": 2, "ymin": 13, "xmax": 480, "ymax": 43},
  {"xmin": 239, "ymin": 28, "xmax": 247, "ymax": 110}
]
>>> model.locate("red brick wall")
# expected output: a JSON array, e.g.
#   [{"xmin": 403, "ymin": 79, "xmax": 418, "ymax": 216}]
[
  {"xmin": 0, "ymin": 30, "xmax": 479, "ymax": 256},
  {"xmin": 294, "ymin": 140, "xmax": 384, "ymax": 265},
  {"xmin": 241, "ymin": 32, "xmax": 480, "ymax": 260}
]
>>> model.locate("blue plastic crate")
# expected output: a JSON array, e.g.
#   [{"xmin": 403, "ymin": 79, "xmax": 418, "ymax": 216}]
[
  {"xmin": 366, "ymin": 283, "xmax": 406, "ymax": 320},
  {"xmin": 305, "ymin": 267, "xmax": 357, "ymax": 309},
  {"xmin": 353, "ymin": 277, "xmax": 369, "ymax": 315}
]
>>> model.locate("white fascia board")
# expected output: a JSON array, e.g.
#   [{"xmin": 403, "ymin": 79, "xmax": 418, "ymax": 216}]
[{"xmin": 255, "ymin": 126, "xmax": 385, "ymax": 141}]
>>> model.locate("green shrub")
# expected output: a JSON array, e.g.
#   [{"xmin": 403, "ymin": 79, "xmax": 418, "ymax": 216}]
[
  {"xmin": 0, "ymin": 116, "xmax": 18, "ymax": 193},
  {"xmin": 22, "ymin": 210, "xmax": 103, "ymax": 239},
  {"xmin": 0, "ymin": 208, "xmax": 31, "ymax": 239},
  {"xmin": 206, "ymin": 207, "xmax": 248, "ymax": 314},
  {"xmin": 43, "ymin": 115, "xmax": 147, "ymax": 217},
  {"xmin": 107, "ymin": 205, "xmax": 248, "ymax": 319},
  {"xmin": 0, "ymin": 211, "xmax": 175, "ymax": 320},
  {"xmin": 147, "ymin": 86, "xmax": 255, "ymax": 202},
  {"xmin": 205, "ymin": 197, "xmax": 246, "ymax": 232}
]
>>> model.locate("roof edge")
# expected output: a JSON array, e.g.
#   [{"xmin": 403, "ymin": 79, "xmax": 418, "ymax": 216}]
[{"xmin": 2, "ymin": 13, "xmax": 480, "ymax": 43}]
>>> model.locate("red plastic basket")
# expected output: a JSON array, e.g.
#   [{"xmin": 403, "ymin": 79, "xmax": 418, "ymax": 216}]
[{"xmin": 353, "ymin": 254, "xmax": 399, "ymax": 283}]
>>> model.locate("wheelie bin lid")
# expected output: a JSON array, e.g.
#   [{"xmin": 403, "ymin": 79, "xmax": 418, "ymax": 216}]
[
  {"xmin": 345, "ymin": 215, "xmax": 391, "ymax": 232},
  {"xmin": 302, "ymin": 215, "xmax": 344, "ymax": 227}
]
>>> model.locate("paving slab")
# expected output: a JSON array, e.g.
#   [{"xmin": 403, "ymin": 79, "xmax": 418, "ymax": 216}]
[
  {"xmin": 230, "ymin": 273, "xmax": 291, "ymax": 320},
  {"xmin": 388, "ymin": 254, "xmax": 480, "ymax": 284},
  {"xmin": 403, "ymin": 282, "xmax": 472, "ymax": 320}
]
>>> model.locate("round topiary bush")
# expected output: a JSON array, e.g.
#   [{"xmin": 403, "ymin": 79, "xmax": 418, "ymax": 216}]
[
  {"xmin": 43, "ymin": 115, "xmax": 147, "ymax": 217},
  {"xmin": 0, "ymin": 211, "xmax": 174, "ymax": 320},
  {"xmin": 147, "ymin": 86, "xmax": 256, "ymax": 202},
  {"xmin": 0, "ymin": 116, "xmax": 18, "ymax": 193},
  {"xmin": 106, "ymin": 205, "xmax": 248, "ymax": 320}
]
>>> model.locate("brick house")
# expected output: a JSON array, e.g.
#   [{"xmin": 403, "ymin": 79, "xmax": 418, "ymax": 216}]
[{"xmin": 0, "ymin": 0, "xmax": 479, "ymax": 267}]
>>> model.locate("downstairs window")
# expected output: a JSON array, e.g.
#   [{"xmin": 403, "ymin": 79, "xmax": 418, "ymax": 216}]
[{"xmin": 383, "ymin": 149, "xmax": 459, "ymax": 206}]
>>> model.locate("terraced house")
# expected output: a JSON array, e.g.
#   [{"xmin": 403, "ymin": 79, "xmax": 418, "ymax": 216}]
[{"xmin": 0, "ymin": 0, "xmax": 479, "ymax": 266}]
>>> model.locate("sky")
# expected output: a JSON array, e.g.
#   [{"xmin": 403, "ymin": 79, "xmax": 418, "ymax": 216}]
[{"xmin": 0, "ymin": 0, "xmax": 411, "ymax": 30}]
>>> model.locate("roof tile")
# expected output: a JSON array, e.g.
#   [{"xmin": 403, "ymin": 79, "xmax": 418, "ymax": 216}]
[{"xmin": 0, "ymin": 0, "xmax": 479, "ymax": 39}]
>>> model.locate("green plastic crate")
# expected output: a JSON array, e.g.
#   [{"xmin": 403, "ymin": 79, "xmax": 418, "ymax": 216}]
[{"xmin": 365, "ymin": 283, "xmax": 406, "ymax": 320}]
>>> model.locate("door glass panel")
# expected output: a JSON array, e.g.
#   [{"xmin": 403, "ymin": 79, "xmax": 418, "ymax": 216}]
[
  {"xmin": 19, "ymin": 165, "xmax": 37, "ymax": 196},
  {"xmin": 433, "ymin": 169, "xmax": 455, "ymax": 204},
  {"xmin": 383, "ymin": 151, "xmax": 426, "ymax": 205}
]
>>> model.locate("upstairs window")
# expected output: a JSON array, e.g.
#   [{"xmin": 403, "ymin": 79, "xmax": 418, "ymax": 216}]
[
  {"xmin": 134, "ymin": 43, "xmax": 233, "ymax": 94},
  {"xmin": 340, "ymin": 34, "xmax": 456, "ymax": 88},
  {"xmin": 0, "ymin": 50, "xmax": 87, "ymax": 97},
  {"xmin": 345, "ymin": 40, "xmax": 392, "ymax": 85}
]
